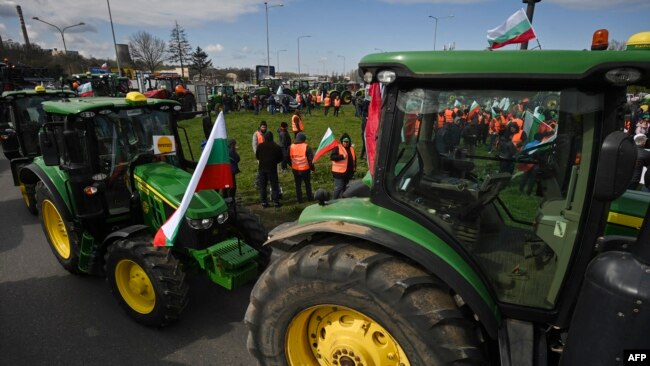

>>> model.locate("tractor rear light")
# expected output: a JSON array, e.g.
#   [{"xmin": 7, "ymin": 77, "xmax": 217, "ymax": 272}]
[
  {"xmin": 605, "ymin": 68, "xmax": 641, "ymax": 86},
  {"xmin": 363, "ymin": 71, "xmax": 374, "ymax": 83},
  {"xmin": 173, "ymin": 105, "xmax": 182, "ymax": 111},
  {"xmin": 377, "ymin": 70, "xmax": 397, "ymax": 84},
  {"xmin": 83, "ymin": 186, "xmax": 98, "ymax": 196},
  {"xmin": 186, "ymin": 217, "xmax": 214, "ymax": 230}
]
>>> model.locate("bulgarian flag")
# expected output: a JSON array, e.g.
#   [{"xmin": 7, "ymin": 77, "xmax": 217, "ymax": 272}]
[
  {"xmin": 469, "ymin": 100, "xmax": 481, "ymax": 118},
  {"xmin": 487, "ymin": 9, "xmax": 537, "ymax": 50},
  {"xmin": 153, "ymin": 112, "xmax": 232, "ymax": 247},
  {"xmin": 313, "ymin": 127, "xmax": 338, "ymax": 163},
  {"xmin": 522, "ymin": 107, "xmax": 545, "ymax": 143},
  {"xmin": 79, "ymin": 82, "xmax": 93, "ymax": 97}
]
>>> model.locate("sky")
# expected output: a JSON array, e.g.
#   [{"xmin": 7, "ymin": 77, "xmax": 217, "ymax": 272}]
[{"xmin": 0, "ymin": 0, "xmax": 648, "ymax": 77}]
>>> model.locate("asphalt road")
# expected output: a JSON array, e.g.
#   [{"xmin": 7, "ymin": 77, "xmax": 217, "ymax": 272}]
[{"xmin": 0, "ymin": 155, "xmax": 257, "ymax": 366}]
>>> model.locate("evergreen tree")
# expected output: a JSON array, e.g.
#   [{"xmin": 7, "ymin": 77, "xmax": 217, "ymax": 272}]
[
  {"xmin": 190, "ymin": 47, "xmax": 212, "ymax": 81},
  {"xmin": 167, "ymin": 21, "xmax": 192, "ymax": 78}
]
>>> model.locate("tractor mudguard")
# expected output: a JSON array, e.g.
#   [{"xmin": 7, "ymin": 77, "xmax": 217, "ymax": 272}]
[
  {"xmin": 19, "ymin": 162, "xmax": 73, "ymax": 221},
  {"xmin": 102, "ymin": 224, "xmax": 150, "ymax": 248},
  {"xmin": 265, "ymin": 219, "xmax": 500, "ymax": 338}
]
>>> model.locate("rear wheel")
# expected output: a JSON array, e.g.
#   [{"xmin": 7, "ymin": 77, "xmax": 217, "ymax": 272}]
[
  {"xmin": 35, "ymin": 181, "xmax": 81, "ymax": 274},
  {"xmin": 105, "ymin": 237, "xmax": 189, "ymax": 327},
  {"xmin": 19, "ymin": 182, "xmax": 37, "ymax": 215},
  {"xmin": 246, "ymin": 241, "xmax": 485, "ymax": 365},
  {"xmin": 341, "ymin": 91, "xmax": 352, "ymax": 105}
]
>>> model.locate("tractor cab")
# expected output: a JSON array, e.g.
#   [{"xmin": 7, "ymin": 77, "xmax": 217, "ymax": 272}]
[
  {"xmin": 207, "ymin": 84, "xmax": 237, "ymax": 112},
  {"xmin": 142, "ymin": 74, "xmax": 196, "ymax": 112},
  {"xmin": 71, "ymin": 73, "xmax": 130, "ymax": 97},
  {"xmin": 1, "ymin": 86, "xmax": 75, "ymax": 160}
]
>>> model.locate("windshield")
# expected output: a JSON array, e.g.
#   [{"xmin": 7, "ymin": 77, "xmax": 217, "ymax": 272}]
[
  {"xmin": 13, "ymin": 94, "xmax": 69, "ymax": 156},
  {"xmin": 93, "ymin": 108, "xmax": 176, "ymax": 212},
  {"xmin": 386, "ymin": 87, "xmax": 599, "ymax": 308}
]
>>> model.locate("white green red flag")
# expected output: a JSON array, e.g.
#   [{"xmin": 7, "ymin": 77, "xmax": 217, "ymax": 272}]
[
  {"xmin": 79, "ymin": 82, "xmax": 93, "ymax": 97},
  {"xmin": 313, "ymin": 127, "xmax": 338, "ymax": 163},
  {"xmin": 153, "ymin": 112, "xmax": 232, "ymax": 247},
  {"xmin": 469, "ymin": 100, "xmax": 481, "ymax": 118},
  {"xmin": 487, "ymin": 9, "xmax": 537, "ymax": 50}
]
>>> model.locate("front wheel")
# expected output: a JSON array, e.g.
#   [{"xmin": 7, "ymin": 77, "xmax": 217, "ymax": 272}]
[
  {"xmin": 245, "ymin": 241, "xmax": 485, "ymax": 365},
  {"xmin": 105, "ymin": 237, "xmax": 189, "ymax": 327},
  {"xmin": 20, "ymin": 182, "xmax": 37, "ymax": 215},
  {"xmin": 35, "ymin": 181, "xmax": 82, "ymax": 274}
]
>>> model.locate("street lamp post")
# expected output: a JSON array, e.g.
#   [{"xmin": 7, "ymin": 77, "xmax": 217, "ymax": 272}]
[
  {"xmin": 32, "ymin": 16, "xmax": 85, "ymax": 55},
  {"xmin": 106, "ymin": 0, "xmax": 121, "ymax": 76},
  {"xmin": 428, "ymin": 15, "xmax": 454, "ymax": 50},
  {"xmin": 297, "ymin": 35, "xmax": 311, "ymax": 79},
  {"xmin": 276, "ymin": 49, "xmax": 287, "ymax": 73},
  {"xmin": 265, "ymin": 2, "xmax": 284, "ymax": 78},
  {"xmin": 337, "ymin": 55, "xmax": 346, "ymax": 80}
]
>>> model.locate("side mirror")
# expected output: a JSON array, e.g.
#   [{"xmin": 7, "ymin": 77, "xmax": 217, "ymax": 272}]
[
  {"xmin": 593, "ymin": 131, "xmax": 636, "ymax": 201},
  {"xmin": 39, "ymin": 129, "xmax": 60, "ymax": 166}
]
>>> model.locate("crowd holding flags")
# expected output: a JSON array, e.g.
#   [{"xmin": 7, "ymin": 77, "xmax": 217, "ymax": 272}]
[
  {"xmin": 487, "ymin": 9, "xmax": 538, "ymax": 50},
  {"xmin": 153, "ymin": 112, "xmax": 232, "ymax": 247}
]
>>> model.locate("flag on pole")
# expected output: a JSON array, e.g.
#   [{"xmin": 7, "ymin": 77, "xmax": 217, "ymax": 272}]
[
  {"xmin": 522, "ymin": 108, "xmax": 545, "ymax": 143},
  {"xmin": 313, "ymin": 127, "xmax": 338, "ymax": 163},
  {"xmin": 101, "ymin": 62, "xmax": 109, "ymax": 69},
  {"xmin": 469, "ymin": 100, "xmax": 481, "ymax": 117},
  {"xmin": 153, "ymin": 112, "xmax": 232, "ymax": 247},
  {"xmin": 365, "ymin": 82, "xmax": 382, "ymax": 176},
  {"xmin": 487, "ymin": 9, "xmax": 537, "ymax": 50},
  {"xmin": 276, "ymin": 84, "xmax": 283, "ymax": 95},
  {"xmin": 79, "ymin": 82, "xmax": 93, "ymax": 97}
]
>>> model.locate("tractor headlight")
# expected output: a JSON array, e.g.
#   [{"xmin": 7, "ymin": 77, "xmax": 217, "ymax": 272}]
[
  {"xmin": 186, "ymin": 217, "xmax": 214, "ymax": 230},
  {"xmin": 377, "ymin": 70, "xmax": 396, "ymax": 84},
  {"xmin": 605, "ymin": 68, "xmax": 641, "ymax": 86},
  {"xmin": 216, "ymin": 212, "xmax": 229, "ymax": 224},
  {"xmin": 363, "ymin": 71, "xmax": 374, "ymax": 83}
]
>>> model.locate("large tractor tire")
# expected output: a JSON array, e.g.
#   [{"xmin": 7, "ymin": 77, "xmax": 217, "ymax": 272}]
[
  {"xmin": 246, "ymin": 241, "xmax": 485, "ymax": 366},
  {"xmin": 328, "ymin": 90, "xmax": 340, "ymax": 101},
  {"xmin": 233, "ymin": 206, "xmax": 270, "ymax": 267},
  {"xmin": 19, "ymin": 182, "xmax": 38, "ymax": 215},
  {"xmin": 341, "ymin": 90, "xmax": 352, "ymax": 105},
  {"xmin": 105, "ymin": 236, "xmax": 189, "ymax": 327},
  {"xmin": 35, "ymin": 181, "xmax": 82, "ymax": 274}
]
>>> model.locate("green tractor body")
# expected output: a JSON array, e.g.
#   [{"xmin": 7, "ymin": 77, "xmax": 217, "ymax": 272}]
[
  {"xmin": 312, "ymin": 81, "xmax": 354, "ymax": 104},
  {"xmin": 20, "ymin": 93, "xmax": 266, "ymax": 326},
  {"xmin": 207, "ymin": 84, "xmax": 238, "ymax": 112},
  {"xmin": 246, "ymin": 31, "xmax": 650, "ymax": 365}
]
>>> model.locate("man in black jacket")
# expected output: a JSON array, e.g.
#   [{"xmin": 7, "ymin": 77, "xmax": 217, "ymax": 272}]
[
  {"xmin": 256, "ymin": 132, "xmax": 284, "ymax": 207},
  {"xmin": 629, "ymin": 133, "xmax": 650, "ymax": 190}
]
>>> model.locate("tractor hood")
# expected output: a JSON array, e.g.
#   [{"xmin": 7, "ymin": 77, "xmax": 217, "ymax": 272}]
[
  {"xmin": 143, "ymin": 89, "xmax": 167, "ymax": 99},
  {"xmin": 133, "ymin": 162, "xmax": 227, "ymax": 219}
]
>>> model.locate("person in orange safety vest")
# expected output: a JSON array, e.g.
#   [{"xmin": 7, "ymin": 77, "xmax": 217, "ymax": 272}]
[
  {"xmin": 290, "ymin": 132, "xmax": 314, "ymax": 203},
  {"xmin": 323, "ymin": 94, "xmax": 331, "ymax": 116},
  {"xmin": 291, "ymin": 110, "xmax": 304, "ymax": 137},
  {"xmin": 330, "ymin": 133, "xmax": 357, "ymax": 199}
]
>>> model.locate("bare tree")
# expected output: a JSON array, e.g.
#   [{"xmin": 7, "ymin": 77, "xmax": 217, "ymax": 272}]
[
  {"xmin": 168, "ymin": 21, "xmax": 192, "ymax": 79},
  {"xmin": 128, "ymin": 31, "xmax": 166, "ymax": 74}
]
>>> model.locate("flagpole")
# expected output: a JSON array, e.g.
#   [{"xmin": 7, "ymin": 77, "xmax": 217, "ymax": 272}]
[{"xmin": 520, "ymin": 0, "xmax": 541, "ymax": 50}]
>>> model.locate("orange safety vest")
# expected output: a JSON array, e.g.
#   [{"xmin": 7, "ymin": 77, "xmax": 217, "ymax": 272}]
[
  {"xmin": 316, "ymin": 94, "xmax": 322, "ymax": 103},
  {"xmin": 324, "ymin": 97, "xmax": 331, "ymax": 107},
  {"xmin": 256, "ymin": 131, "xmax": 265, "ymax": 144},
  {"xmin": 334, "ymin": 98, "xmax": 341, "ymax": 107},
  {"xmin": 291, "ymin": 114, "xmax": 304, "ymax": 132},
  {"xmin": 290, "ymin": 143, "xmax": 310, "ymax": 171},
  {"xmin": 444, "ymin": 109, "xmax": 454, "ymax": 123},
  {"xmin": 331, "ymin": 145, "xmax": 356, "ymax": 173},
  {"xmin": 437, "ymin": 114, "xmax": 445, "ymax": 129}
]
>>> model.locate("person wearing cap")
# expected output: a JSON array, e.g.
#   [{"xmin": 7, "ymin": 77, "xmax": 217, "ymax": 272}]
[
  {"xmin": 252, "ymin": 121, "xmax": 268, "ymax": 153},
  {"xmin": 291, "ymin": 109, "xmax": 304, "ymax": 138},
  {"xmin": 629, "ymin": 133, "xmax": 650, "ymax": 190},
  {"xmin": 278, "ymin": 122, "xmax": 292, "ymax": 172},
  {"xmin": 290, "ymin": 132, "xmax": 314, "ymax": 203},
  {"xmin": 256, "ymin": 131, "xmax": 284, "ymax": 208},
  {"xmin": 330, "ymin": 133, "xmax": 357, "ymax": 199}
]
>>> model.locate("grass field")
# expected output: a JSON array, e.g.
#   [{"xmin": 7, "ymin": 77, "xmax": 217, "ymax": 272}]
[{"xmin": 178, "ymin": 105, "xmax": 368, "ymax": 229}]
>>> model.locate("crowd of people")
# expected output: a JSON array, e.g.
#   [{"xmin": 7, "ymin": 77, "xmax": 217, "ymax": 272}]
[
  {"xmin": 625, "ymin": 103, "xmax": 650, "ymax": 191},
  {"xmin": 223, "ymin": 97, "xmax": 366, "ymax": 208}
]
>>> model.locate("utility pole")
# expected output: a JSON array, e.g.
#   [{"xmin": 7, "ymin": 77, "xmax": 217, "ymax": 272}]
[{"xmin": 520, "ymin": 0, "xmax": 541, "ymax": 50}]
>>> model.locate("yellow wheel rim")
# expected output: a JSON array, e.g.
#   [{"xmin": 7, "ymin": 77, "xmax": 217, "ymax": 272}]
[
  {"xmin": 114, "ymin": 259, "xmax": 155, "ymax": 314},
  {"xmin": 19, "ymin": 183, "xmax": 30, "ymax": 208},
  {"xmin": 286, "ymin": 305, "xmax": 411, "ymax": 366},
  {"xmin": 41, "ymin": 200, "xmax": 71, "ymax": 259}
]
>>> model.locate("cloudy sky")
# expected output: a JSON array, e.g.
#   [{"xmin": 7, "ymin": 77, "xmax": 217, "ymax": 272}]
[{"xmin": 0, "ymin": 0, "xmax": 648, "ymax": 75}]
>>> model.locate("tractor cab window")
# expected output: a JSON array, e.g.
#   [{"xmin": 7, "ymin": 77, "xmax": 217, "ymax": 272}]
[
  {"xmin": 13, "ymin": 95, "xmax": 59, "ymax": 156},
  {"xmin": 92, "ymin": 108, "xmax": 177, "ymax": 213},
  {"xmin": 386, "ymin": 87, "xmax": 599, "ymax": 309}
]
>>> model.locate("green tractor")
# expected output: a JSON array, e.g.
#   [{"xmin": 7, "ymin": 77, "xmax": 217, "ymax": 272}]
[
  {"xmin": 207, "ymin": 84, "xmax": 238, "ymax": 112},
  {"xmin": 313, "ymin": 81, "xmax": 354, "ymax": 105},
  {"xmin": 1, "ymin": 86, "xmax": 76, "ymax": 214},
  {"xmin": 246, "ymin": 31, "xmax": 650, "ymax": 364},
  {"xmin": 20, "ymin": 92, "xmax": 268, "ymax": 327}
]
